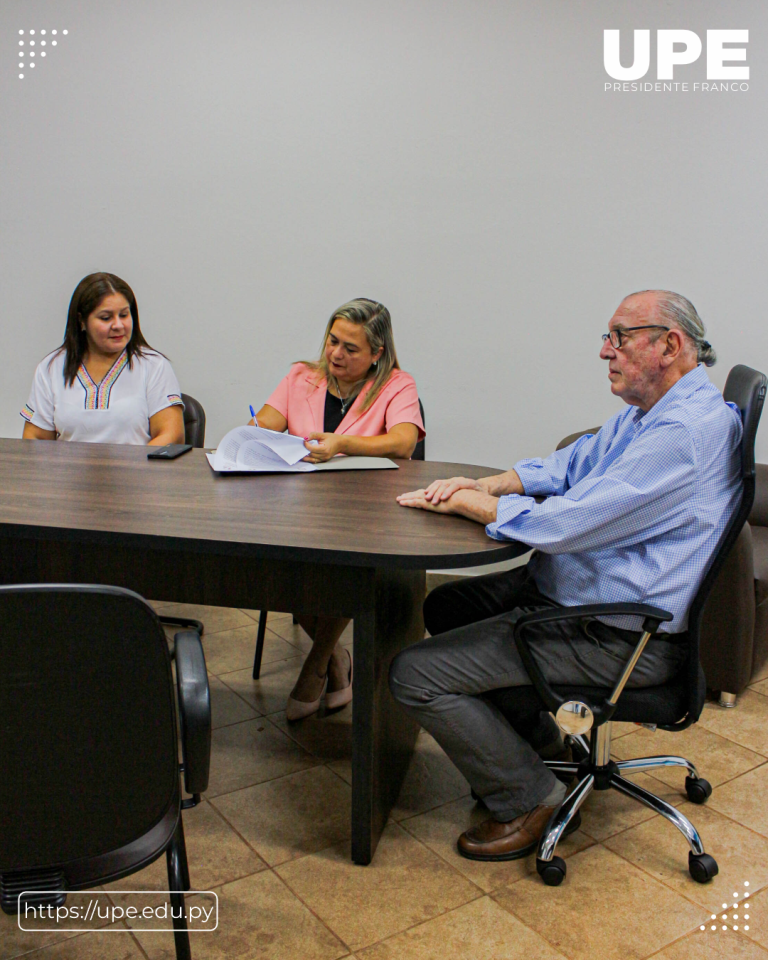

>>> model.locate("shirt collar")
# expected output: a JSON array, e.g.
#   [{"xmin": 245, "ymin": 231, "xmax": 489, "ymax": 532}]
[{"xmin": 630, "ymin": 365, "xmax": 710, "ymax": 427}]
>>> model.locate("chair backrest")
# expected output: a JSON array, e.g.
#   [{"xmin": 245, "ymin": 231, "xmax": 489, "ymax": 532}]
[
  {"xmin": 0, "ymin": 585, "xmax": 179, "ymax": 872},
  {"xmin": 412, "ymin": 399, "xmax": 426, "ymax": 461},
  {"xmin": 182, "ymin": 393, "xmax": 206, "ymax": 447},
  {"xmin": 681, "ymin": 364, "xmax": 767, "ymax": 720}
]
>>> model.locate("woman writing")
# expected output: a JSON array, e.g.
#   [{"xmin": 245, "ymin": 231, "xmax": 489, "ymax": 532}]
[
  {"xmin": 253, "ymin": 297, "xmax": 425, "ymax": 719},
  {"xmin": 21, "ymin": 272, "xmax": 184, "ymax": 446}
]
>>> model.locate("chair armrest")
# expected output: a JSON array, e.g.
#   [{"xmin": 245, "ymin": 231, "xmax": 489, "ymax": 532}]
[
  {"xmin": 513, "ymin": 603, "xmax": 674, "ymax": 724},
  {"xmin": 175, "ymin": 630, "xmax": 211, "ymax": 796}
]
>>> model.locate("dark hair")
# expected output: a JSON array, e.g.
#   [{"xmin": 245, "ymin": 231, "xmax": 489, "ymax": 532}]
[{"xmin": 55, "ymin": 273, "xmax": 154, "ymax": 386}]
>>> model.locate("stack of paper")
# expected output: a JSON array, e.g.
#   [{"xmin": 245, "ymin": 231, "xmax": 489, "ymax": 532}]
[{"xmin": 206, "ymin": 426, "xmax": 398, "ymax": 473}]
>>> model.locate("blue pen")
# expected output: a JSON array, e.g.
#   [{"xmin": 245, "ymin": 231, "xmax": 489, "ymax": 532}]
[{"xmin": 249, "ymin": 405, "xmax": 256, "ymax": 422}]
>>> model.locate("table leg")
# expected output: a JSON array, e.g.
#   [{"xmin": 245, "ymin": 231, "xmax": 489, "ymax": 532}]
[{"xmin": 351, "ymin": 567, "xmax": 424, "ymax": 865}]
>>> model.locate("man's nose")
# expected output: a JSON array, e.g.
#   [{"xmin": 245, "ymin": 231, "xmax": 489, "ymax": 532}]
[{"xmin": 600, "ymin": 340, "xmax": 614, "ymax": 360}]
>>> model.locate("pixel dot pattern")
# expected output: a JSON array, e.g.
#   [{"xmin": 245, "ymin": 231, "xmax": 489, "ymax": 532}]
[
  {"xmin": 15, "ymin": 28, "xmax": 68, "ymax": 78},
  {"xmin": 701, "ymin": 882, "xmax": 751, "ymax": 933}
]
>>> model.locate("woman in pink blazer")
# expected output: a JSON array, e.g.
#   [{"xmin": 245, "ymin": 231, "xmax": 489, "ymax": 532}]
[{"xmin": 253, "ymin": 298, "xmax": 425, "ymax": 720}]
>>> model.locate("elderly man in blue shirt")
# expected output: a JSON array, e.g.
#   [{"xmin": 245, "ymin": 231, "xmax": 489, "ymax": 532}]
[{"xmin": 392, "ymin": 289, "xmax": 742, "ymax": 862}]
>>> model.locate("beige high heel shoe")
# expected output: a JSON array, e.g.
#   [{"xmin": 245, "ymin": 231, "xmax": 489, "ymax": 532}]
[
  {"xmin": 325, "ymin": 649, "xmax": 353, "ymax": 711},
  {"xmin": 286, "ymin": 675, "xmax": 328, "ymax": 722}
]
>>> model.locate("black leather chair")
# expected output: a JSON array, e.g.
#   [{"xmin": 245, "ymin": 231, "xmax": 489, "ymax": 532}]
[
  {"xmin": 0, "ymin": 585, "xmax": 211, "ymax": 960},
  {"xmin": 181, "ymin": 393, "xmax": 206, "ymax": 449},
  {"xmin": 487, "ymin": 364, "xmax": 766, "ymax": 886},
  {"xmin": 158, "ymin": 394, "xmax": 208, "ymax": 637},
  {"xmin": 251, "ymin": 399, "xmax": 426, "ymax": 680}
]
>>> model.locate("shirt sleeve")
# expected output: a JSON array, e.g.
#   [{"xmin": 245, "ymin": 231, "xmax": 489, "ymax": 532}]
[
  {"xmin": 383, "ymin": 375, "xmax": 425, "ymax": 439},
  {"xmin": 512, "ymin": 413, "xmax": 630, "ymax": 496},
  {"xmin": 21, "ymin": 359, "xmax": 56, "ymax": 431},
  {"xmin": 145, "ymin": 354, "xmax": 184, "ymax": 418},
  {"xmin": 486, "ymin": 419, "xmax": 698, "ymax": 554}
]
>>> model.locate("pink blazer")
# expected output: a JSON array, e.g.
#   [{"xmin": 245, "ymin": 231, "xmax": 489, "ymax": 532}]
[{"xmin": 264, "ymin": 364, "xmax": 425, "ymax": 441}]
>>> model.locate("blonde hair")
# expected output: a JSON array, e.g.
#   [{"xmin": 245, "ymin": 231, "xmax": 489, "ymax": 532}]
[{"xmin": 302, "ymin": 298, "xmax": 400, "ymax": 412}]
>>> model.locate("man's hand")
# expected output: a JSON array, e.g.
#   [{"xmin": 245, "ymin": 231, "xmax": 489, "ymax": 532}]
[
  {"xmin": 303, "ymin": 433, "xmax": 345, "ymax": 463},
  {"xmin": 396, "ymin": 488, "xmax": 462, "ymax": 514},
  {"xmin": 397, "ymin": 486, "xmax": 500, "ymax": 525},
  {"xmin": 421, "ymin": 476, "xmax": 484, "ymax": 503}
]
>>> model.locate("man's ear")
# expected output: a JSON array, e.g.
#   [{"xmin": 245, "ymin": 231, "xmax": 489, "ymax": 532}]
[{"xmin": 659, "ymin": 329, "xmax": 684, "ymax": 366}]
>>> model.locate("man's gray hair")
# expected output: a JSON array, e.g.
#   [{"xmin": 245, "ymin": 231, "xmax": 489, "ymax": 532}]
[{"xmin": 630, "ymin": 290, "xmax": 716, "ymax": 366}]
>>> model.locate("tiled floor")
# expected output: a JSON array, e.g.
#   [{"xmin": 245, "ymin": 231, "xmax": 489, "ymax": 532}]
[{"xmin": 4, "ymin": 603, "xmax": 768, "ymax": 959}]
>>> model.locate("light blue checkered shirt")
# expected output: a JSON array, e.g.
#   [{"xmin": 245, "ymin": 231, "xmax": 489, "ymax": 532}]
[{"xmin": 486, "ymin": 366, "xmax": 742, "ymax": 632}]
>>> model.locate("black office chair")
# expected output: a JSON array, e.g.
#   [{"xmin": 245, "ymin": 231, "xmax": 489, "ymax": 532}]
[
  {"xmin": 250, "ymin": 399, "xmax": 427, "ymax": 679},
  {"xmin": 181, "ymin": 393, "xmax": 207, "ymax": 449},
  {"xmin": 487, "ymin": 364, "xmax": 767, "ymax": 886},
  {"xmin": 0, "ymin": 584, "xmax": 211, "ymax": 959},
  {"xmin": 158, "ymin": 393, "xmax": 208, "ymax": 637}
]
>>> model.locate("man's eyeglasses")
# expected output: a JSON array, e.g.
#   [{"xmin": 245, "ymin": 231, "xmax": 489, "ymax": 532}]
[{"xmin": 601, "ymin": 325, "xmax": 670, "ymax": 349}]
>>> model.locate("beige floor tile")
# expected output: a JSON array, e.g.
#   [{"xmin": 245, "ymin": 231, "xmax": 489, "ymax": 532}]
[
  {"xmin": 709, "ymin": 764, "xmax": 768, "ymax": 839},
  {"xmin": 751, "ymin": 680, "xmax": 768, "ymax": 698},
  {"xmin": 0, "ymin": 893, "xmax": 117, "ymax": 960},
  {"xmin": 240, "ymin": 609, "xmax": 293, "ymax": 624},
  {"xmin": 208, "ymin": 676, "xmax": 259, "ymax": 729},
  {"xmin": 102, "ymin": 801, "xmax": 266, "ymax": 899},
  {"xmin": 201, "ymin": 623, "xmax": 299, "ymax": 676},
  {"xmin": 604, "ymin": 801, "xmax": 768, "ymax": 911},
  {"xmin": 211, "ymin": 766, "xmax": 352, "ymax": 866},
  {"xmin": 653, "ymin": 928, "xmax": 768, "ymax": 958},
  {"xmin": 611, "ymin": 724, "xmax": 766, "ymax": 790},
  {"xmin": 276, "ymin": 821, "xmax": 480, "ymax": 952},
  {"xmin": 218, "ymin": 658, "xmax": 303, "ymax": 718},
  {"xmin": 21, "ymin": 925, "xmax": 143, "ymax": 959},
  {"xmin": 357, "ymin": 895, "xmax": 568, "ymax": 959},
  {"xmin": 402, "ymin": 794, "xmax": 595, "ymax": 893},
  {"xmin": 133, "ymin": 871, "xmax": 346, "ymax": 960},
  {"xmin": 391, "ymin": 731, "xmax": 471, "ymax": 820},
  {"xmin": 493, "ymin": 845, "xmax": 708, "ymax": 960},
  {"xmin": 270, "ymin": 707, "xmax": 353, "ymax": 763},
  {"xmin": 263, "ymin": 617, "xmax": 314, "ymax": 653},
  {"xmin": 697, "ymin": 693, "xmax": 768, "ymax": 757},
  {"xmin": 611, "ymin": 722, "xmax": 640, "ymax": 739},
  {"xmin": 156, "ymin": 603, "xmax": 255, "ymax": 636},
  {"xmin": 206, "ymin": 717, "xmax": 317, "ymax": 798},
  {"xmin": 325, "ymin": 730, "xmax": 471, "ymax": 820},
  {"xmin": 577, "ymin": 771, "xmax": 684, "ymax": 841},
  {"xmin": 738, "ymin": 884, "xmax": 768, "ymax": 949}
]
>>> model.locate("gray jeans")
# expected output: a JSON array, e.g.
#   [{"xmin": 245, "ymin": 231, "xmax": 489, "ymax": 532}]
[{"xmin": 388, "ymin": 566, "xmax": 688, "ymax": 821}]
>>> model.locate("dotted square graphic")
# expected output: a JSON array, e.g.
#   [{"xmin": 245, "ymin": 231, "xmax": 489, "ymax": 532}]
[
  {"xmin": 700, "ymin": 881, "xmax": 752, "ymax": 933},
  {"xmin": 16, "ymin": 28, "xmax": 68, "ymax": 79}
]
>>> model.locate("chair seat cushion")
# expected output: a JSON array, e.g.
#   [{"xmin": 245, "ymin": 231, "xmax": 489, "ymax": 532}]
[
  {"xmin": 486, "ymin": 680, "xmax": 689, "ymax": 726},
  {"xmin": 753, "ymin": 525, "xmax": 768, "ymax": 607}
]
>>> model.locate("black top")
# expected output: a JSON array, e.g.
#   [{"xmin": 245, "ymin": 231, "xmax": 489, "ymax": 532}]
[{"xmin": 324, "ymin": 389, "xmax": 347, "ymax": 434}]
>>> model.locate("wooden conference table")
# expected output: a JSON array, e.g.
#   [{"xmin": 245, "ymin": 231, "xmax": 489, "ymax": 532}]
[{"xmin": 0, "ymin": 440, "xmax": 527, "ymax": 864}]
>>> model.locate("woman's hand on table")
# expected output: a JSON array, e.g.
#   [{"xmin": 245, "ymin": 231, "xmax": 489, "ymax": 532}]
[{"xmin": 303, "ymin": 432, "xmax": 346, "ymax": 463}]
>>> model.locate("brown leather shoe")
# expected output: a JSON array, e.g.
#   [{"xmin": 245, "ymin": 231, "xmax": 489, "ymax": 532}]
[{"xmin": 457, "ymin": 804, "xmax": 581, "ymax": 862}]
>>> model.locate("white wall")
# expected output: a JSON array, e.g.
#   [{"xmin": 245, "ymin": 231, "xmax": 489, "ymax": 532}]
[{"xmin": 2, "ymin": 0, "xmax": 766, "ymax": 465}]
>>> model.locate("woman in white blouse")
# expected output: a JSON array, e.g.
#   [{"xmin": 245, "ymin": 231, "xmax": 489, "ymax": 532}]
[{"xmin": 22, "ymin": 273, "xmax": 185, "ymax": 445}]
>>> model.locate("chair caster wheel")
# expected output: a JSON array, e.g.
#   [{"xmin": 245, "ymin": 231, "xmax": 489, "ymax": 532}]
[
  {"xmin": 689, "ymin": 852, "xmax": 718, "ymax": 883},
  {"xmin": 685, "ymin": 776, "xmax": 712, "ymax": 804},
  {"xmin": 537, "ymin": 856, "xmax": 566, "ymax": 886}
]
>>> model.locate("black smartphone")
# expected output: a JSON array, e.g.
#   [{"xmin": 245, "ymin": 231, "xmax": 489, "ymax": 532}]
[{"xmin": 147, "ymin": 444, "xmax": 193, "ymax": 460}]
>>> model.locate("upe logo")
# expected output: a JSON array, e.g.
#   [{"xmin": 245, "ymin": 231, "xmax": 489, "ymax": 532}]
[{"xmin": 604, "ymin": 30, "xmax": 749, "ymax": 93}]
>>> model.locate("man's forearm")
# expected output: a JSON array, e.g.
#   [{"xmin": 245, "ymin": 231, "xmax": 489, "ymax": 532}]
[
  {"xmin": 478, "ymin": 469, "xmax": 524, "ymax": 498},
  {"xmin": 449, "ymin": 489, "xmax": 501, "ymax": 525}
]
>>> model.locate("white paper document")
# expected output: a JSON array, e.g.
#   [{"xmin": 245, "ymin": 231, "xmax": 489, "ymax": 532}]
[{"xmin": 207, "ymin": 426, "xmax": 398, "ymax": 473}]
